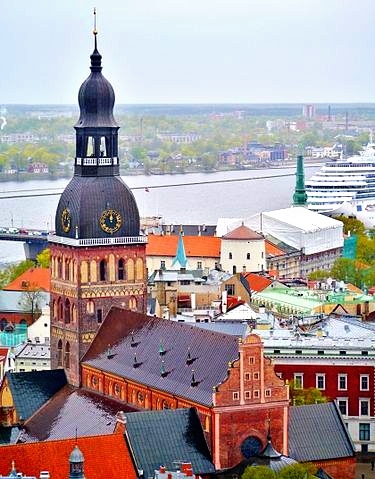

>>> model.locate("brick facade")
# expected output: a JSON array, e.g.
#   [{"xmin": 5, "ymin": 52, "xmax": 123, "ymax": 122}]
[{"xmin": 50, "ymin": 242, "xmax": 147, "ymax": 386}]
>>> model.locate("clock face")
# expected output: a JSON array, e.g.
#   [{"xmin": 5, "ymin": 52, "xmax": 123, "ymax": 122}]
[
  {"xmin": 61, "ymin": 208, "xmax": 72, "ymax": 233},
  {"xmin": 100, "ymin": 208, "xmax": 122, "ymax": 234}
]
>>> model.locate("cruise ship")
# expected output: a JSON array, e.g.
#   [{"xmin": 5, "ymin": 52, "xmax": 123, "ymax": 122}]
[{"xmin": 305, "ymin": 136, "xmax": 375, "ymax": 227}]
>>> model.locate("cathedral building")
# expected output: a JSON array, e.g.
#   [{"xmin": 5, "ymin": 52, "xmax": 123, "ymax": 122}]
[{"xmin": 49, "ymin": 26, "xmax": 147, "ymax": 386}]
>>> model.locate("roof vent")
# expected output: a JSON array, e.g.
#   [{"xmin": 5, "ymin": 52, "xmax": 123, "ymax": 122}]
[{"xmin": 190, "ymin": 369, "xmax": 199, "ymax": 387}]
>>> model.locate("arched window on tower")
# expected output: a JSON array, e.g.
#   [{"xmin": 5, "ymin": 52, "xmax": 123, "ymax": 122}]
[
  {"xmin": 64, "ymin": 258, "xmax": 70, "ymax": 281},
  {"xmin": 87, "ymin": 136, "xmax": 95, "ymax": 156},
  {"xmin": 57, "ymin": 340, "xmax": 63, "ymax": 367},
  {"xmin": 118, "ymin": 259, "xmax": 125, "ymax": 280},
  {"xmin": 100, "ymin": 136, "xmax": 107, "ymax": 157},
  {"xmin": 64, "ymin": 298, "xmax": 71, "ymax": 324},
  {"xmin": 58, "ymin": 297, "xmax": 63, "ymax": 321},
  {"xmin": 99, "ymin": 260, "xmax": 107, "ymax": 281},
  {"xmin": 58, "ymin": 257, "xmax": 63, "ymax": 278},
  {"xmin": 65, "ymin": 342, "xmax": 70, "ymax": 369}
]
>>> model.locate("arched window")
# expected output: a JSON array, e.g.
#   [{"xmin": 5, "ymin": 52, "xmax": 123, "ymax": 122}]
[
  {"xmin": 99, "ymin": 259, "xmax": 107, "ymax": 281},
  {"xmin": 52, "ymin": 300, "xmax": 57, "ymax": 320},
  {"xmin": 86, "ymin": 300, "xmax": 95, "ymax": 315},
  {"xmin": 64, "ymin": 298, "xmax": 71, "ymax": 324},
  {"xmin": 247, "ymin": 253, "xmax": 251, "ymax": 260},
  {"xmin": 233, "ymin": 265, "xmax": 237, "ymax": 274},
  {"xmin": 118, "ymin": 259, "xmax": 125, "ymax": 280},
  {"xmin": 229, "ymin": 252, "xmax": 232, "ymax": 260},
  {"xmin": 57, "ymin": 339, "xmax": 63, "ymax": 367},
  {"xmin": 64, "ymin": 258, "xmax": 70, "ymax": 281},
  {"xmin": 58, "ymin": 298, "xmax": 63, "ymax": 321},
  {"xmin": 129, "ymin": 296, "xmax": 137, "ymax": 311},
  {"xmin": 64, "ymin": 342, "xmax": 70, "ymax": 369},
  {"xmin": 58, "ymin": 257, "xmax": 63, "ymax": 278}
]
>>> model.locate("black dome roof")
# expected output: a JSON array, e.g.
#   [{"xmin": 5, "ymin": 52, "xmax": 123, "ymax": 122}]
[
  {"xmin": 55, "ymin": 176, "xmax": 140, "ymax": 239},
  {"xmin": 75, "ymin": 43, "xmax": 118, "ymax": 129}
]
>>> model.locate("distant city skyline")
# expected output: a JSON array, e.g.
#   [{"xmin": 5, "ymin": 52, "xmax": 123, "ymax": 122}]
[{"xmin": 3, "ymin": 0, "xmax": 375, "ymax": 104}]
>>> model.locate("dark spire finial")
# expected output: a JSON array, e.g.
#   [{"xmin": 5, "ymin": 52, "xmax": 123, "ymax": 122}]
[{"xmin": 90, "ymin": 7, "xmax": 102, "ymax": 72}]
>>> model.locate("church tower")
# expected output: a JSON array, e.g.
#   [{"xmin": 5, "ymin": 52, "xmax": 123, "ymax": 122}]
[{"xmin": 49, "ymin": 15, "xmax": 147, "ymax": 386}]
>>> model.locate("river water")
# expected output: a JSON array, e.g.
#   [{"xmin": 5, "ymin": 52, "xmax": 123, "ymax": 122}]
[{"xmin": 0, "ymin": 165, "xmax": 320, "ymax": 263}]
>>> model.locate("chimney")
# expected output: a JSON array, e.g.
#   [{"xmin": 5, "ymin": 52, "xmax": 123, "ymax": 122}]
[{"xmin": 115, "ymin": 410, "xmax": 127, "ymax": 434}]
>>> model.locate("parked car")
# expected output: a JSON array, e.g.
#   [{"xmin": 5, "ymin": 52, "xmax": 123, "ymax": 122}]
[
  {"xmin": 8, "ymin": 227, "xmax": 19, "ymax": 234},
  {"xmin": 0, "ymin": 227, "xmax": 7, "ymax": 233}
]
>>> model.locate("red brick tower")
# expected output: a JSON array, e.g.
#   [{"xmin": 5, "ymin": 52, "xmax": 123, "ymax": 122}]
[{"xmin": 49, "ymin": 20, "xmax": 147, "ymax": 386}]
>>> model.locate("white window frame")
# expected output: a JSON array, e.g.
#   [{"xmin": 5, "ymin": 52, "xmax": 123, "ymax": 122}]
[
  {"xmin": 294, "ymin": 373, "xmax": 303, "ymax": 389},
  {"xmin": 360, "ymin": 374, "xmax": 369, "ymax": 391},
  {"xmin": 316, "ymin": 373, "xmax": 326, "ymax": 390},
  {"xmin": 338, "ymin": 374, "xmax": 347, "ymax": 391},
  {"xmin": 359, "ymin": 398, "xmax": 370, "ymax": 417},
  {"xmin": 336, "ymin": 397, "xmax": 348, "ymax": 416}
]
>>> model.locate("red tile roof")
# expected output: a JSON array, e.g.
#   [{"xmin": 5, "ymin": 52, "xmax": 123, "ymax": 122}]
[
  {"xmin": 0, "ymin": 433, "xmax": 136, "ymax": 479},
  {"xmin": 146, "ymin": 234, "xmax": 221, "ymax": 258},
  {"xmin": 4, "ymin": 268, "xmax": 50, "ymax": 292},
  {"xmin": 242, "ymin": 272, "xmax": 273, "ymax": 292},
  {"xmin": 222, "ymin": 225, "xmax": 263, "ymax": 240},
  {"xmin": 265, "ymin": 240, "xmax": 285, "ymax": 257}
]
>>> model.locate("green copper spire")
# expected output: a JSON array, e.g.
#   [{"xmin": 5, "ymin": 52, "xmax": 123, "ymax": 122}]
[
  {"xmin": 293, "ymin": 154, "xmax": 307, "ymax": 206},
  {"xmin": 172, "ymin": 228, "xmax": 188, "ymax": 269}
]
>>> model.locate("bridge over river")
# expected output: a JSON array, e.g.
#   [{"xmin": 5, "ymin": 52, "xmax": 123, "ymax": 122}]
[{"xmin": 0, "ymin": 229, "xmax": 48, "ymax": 260}]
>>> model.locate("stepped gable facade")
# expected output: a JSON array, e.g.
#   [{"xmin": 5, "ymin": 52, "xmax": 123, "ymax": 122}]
[
  {"xmin": 81, "ymin": 308, "xmax": 290, "ymax": 470},
  {"xmin": 49, "ymin": 28, "xmax": 147, "ymax": 386}
]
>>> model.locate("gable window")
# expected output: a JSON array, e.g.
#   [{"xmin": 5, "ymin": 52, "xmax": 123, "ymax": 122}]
[
  {"xmin": 360, "ymin": 375, "xmax": 369, "ymax": 391},
  {"xmin": 338, "ymin": 374, "xmax": 347, "ymax": 391},
  {"xmin": 316, "ymin": 374, "xmax": 325, "ymax": 390}
]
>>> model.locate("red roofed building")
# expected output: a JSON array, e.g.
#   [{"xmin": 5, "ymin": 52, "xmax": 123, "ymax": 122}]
[
  {"xmin": 4, "ymin": 268, "xmax": 50, "ymax": 293},
  {"xmin": 0, "ymin": 433, "xmax": 136, "ymax": 479},
  {"xmin": 146, "ymin": 234, "xmax": 221, "ymax": 272},
  {"xmin": 220, "ymin": 224, "xmax": 265, "ymax": 274}
]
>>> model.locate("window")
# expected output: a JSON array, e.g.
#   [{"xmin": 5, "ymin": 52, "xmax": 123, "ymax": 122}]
[
  {"xmin": 160, "ymin": 260, "xmax": 166, "ymax": 269},
  {"xmin": 233, "ymin": 392, "xmax": 239, "ymax": 400},
  {"xmin": 233, "ymin": 265, "xmax": 237, "ymax": 274},
  {"xmin": 253, "ymin": 390, "xmax": 260, "ymax": 398},
  {"xmin": 180, "ymin": 280, "xmax": 190, "ymax": 286},
  {"xmin": 99, "ymin": 259, "xmax": 106, "ymax": 281},
  {"xmin": 294, "ymin": 373, "xmax": 303, "ymax": 389},
  {"xmin": 360, "ymin": 399, "xmax": 370, "ymax": 416},
  {"xmin": 245, "ymin": 391, "xmax": 251, "ymax": 399},
  {"xmin": 248, "ymin": 357, "xmax": 255, "ymax": 365},
  {"xmin": 57, "ymin": 339, "xmax": 63, "ymax": 367},
  {"xmin": 359, "ymin": 423, "xmax": 370, "ymax": 441},
  {"xmin": 360, "ymin": 375, "xmax": 369, "ymax": 391},
  {"xmin": 97, "ymin": 309, "xmax": 103, "ymax": 324},
  {"xmin": 118, "ymin": 259, "xmax": 125, "ymax": 280},
  {"xmin": 265, "ymin": 389, "xmax": 271, "ymax": 397},
  {"xmin": 338, "ymin": 374, "xmax": 347, "ymax": 390},
  {"xmin": 197, "ymin": 261, "xmax": 202, "ymax": 269},
  {"xmin": 245, "ymin": 373, "xmax": 250, "ymax": 381},
  {"xmin": 225, "ymin": 284, "xmax": 235, "ymax": 295},
  {"xmin": 64, "ymin": 342, "xmax": 70, "ymax": 369},
  {"xmin": 247, "ymin": 253, "xmax": 251, "ymax": 260},
  {"xmin": 253, "ymin": 372, "xmax": 259, "ymax": 380},
  {"xmin": 229, "ymin": 252, "xmax": 232, "ymax": 260},
  {"xmin": 316, "ymin": 374, "xmax": 325, "ymax": 390},
  {"xmin": 337, "ymin": 398, "xmax": 348, "ymax": 416}
]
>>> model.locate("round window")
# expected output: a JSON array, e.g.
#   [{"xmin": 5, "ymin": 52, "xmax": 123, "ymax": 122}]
[{"xmin": 241, "ymin": 436, "xmax": 262, "ymax": 458}]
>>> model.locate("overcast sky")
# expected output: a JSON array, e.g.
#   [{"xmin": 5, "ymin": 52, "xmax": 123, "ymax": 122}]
[{"xmin": 2, "ymin": 0, "xmax": 375, "ymax": 104}]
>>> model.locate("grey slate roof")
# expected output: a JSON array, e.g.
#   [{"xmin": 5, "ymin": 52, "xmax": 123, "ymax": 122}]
[
  {"xmin": 83, "ymin": 308, "xmax": 239, "ymax": 406},
  {"xmin": 6, "ymin": 369, "xmax": 67, "ymax": 421},
  {"xmin": 18, "ymin": 386, "xmax": 136, "ymax": 442},
  {"xmin": 124, "ymin": 408, "xmax": 216, "ymax": 479},
  {"xmin": 288, "ymin": 402, "xmax": 355, "ymax": 462}
]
